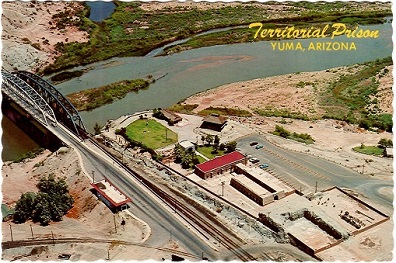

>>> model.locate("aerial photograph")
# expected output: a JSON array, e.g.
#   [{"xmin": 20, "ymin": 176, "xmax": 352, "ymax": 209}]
[{"xmin": 1, "ymin": 0, "xmax": 393, "ymax": 261}]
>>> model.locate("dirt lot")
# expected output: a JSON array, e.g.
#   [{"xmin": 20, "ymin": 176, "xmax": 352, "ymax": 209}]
[
  {"xmin": 184, "ymin": 64, "xmax": 393, "ymax": 117},
  {"xmin": 1, "ymin": 147, "xmax": 157, "ymax": 261}
]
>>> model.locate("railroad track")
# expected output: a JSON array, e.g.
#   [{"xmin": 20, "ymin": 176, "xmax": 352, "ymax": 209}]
[
  {"xmin": 2, "ymin": 237, "xmax": 200, "ymax": 260},
  {"xmin": 145, "ymin": 181, "xmax": 257, "ymax": 261},
  {"xmin": 88, "ymin": 137, "xmax": 257, "ymax": 261}
]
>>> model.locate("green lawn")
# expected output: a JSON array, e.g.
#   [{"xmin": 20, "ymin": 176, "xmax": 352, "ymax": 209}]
[
  {"xmin": 196, "ymin": 155, "xmax": 207, "ymax": 164},
  {"xmin": 352, "ymin": 145, "xmax": 384, "ymax": 156},
  {"xmin": 197, "ymin": 145, "xmax": 225, "ymax": 159},
  {"xmin": 125, "ymin": 119, "xmax": 177, "ymax": 149}
]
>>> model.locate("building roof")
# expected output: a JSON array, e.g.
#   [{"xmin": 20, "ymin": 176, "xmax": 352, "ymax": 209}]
[
  {"xmin": 385, "ymin": 147, "xmax": 393, "ymax": 157},
  {"xmin": 161, "ymin": 109, "xmax": 182, "ymax": 122},
  {"xmin": 91, "ymin": 178, "xmax": 131, "ymax": 207},
  {"xmin": 232, "ymin": 175, "xmax": 273, "ymax": 197},
  {"xmin": 202, "ymin": 114, "xmax": 227, "ymax": 125},
  {"xmin": 235, "ymin": 163, "xmax": 293, "ymax": 193},
  {"xmin": 179, "ymin": 140, "xmax": 195, "ymax": 149},
  {"xmin": 195, "ymin": 151, "xmax": 245, "ymax": 173}
]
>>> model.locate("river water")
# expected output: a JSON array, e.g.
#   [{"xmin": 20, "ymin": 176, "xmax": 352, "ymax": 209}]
[
  {"xmin": 2, "ymin": 21, "xmax": 392, "ymax": 160},
  {"xmin": 86, "ymin": 1, "xmax": 116, "ymax": 22}
]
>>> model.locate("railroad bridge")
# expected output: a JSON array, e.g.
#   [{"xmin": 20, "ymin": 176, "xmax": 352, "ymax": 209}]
[{"xmin": 2, "ymin": 70, "xmax": 87, "ymax": 141}]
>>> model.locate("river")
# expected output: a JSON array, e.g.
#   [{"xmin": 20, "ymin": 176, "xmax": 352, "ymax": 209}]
[
  {"xmin": 2, "ymin": 21, "xmax": 392, "ymax": 160},
  {"xmin": 86, "ymin": 1, "xmax": 116, "ymax": 22}
]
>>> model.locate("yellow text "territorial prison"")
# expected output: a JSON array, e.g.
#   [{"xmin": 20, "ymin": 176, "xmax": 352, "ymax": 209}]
[{"xmin": 249, "ymin": 23, "xmax": 379, "ymax": 40}]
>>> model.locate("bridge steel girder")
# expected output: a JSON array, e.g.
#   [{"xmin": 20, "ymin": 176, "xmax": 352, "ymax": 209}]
[
  {"xmin": 1, "ymin": 70, "xmax": 57, "ymax": 125},
  {"xmin": 15, "ymin": 71, "xmax": 87, "ymax": 136}
]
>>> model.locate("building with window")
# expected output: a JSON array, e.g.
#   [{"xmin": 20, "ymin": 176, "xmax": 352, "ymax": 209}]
[{"xmin": 194, "ymin": 151, "xmax": 246, "ymax": 179}]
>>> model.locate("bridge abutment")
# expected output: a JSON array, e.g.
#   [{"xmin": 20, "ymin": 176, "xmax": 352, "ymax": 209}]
[{"xmin": 2, "ymin": 96, "xmax": 64, "ymax": 152}]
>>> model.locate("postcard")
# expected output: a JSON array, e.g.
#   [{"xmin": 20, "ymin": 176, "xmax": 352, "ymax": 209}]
[{"xmin": 1, "ymin": 0, "xmax": 393, "ymax": 261}]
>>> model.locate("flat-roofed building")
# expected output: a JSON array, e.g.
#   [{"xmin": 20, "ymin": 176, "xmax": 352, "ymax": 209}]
[
  {"xmin": 179, "ymin": 140, "xmax": 195, "ymax": 152},
  {"xmin": 91, "ymin": 178, "xmax": 131, "ymax": 212},
  {"xmin": 194, "ymin": 151, "xmax": 246, "ymax": 179},
  {"xmin": 231, "ymin": 163, "xmax": 295, "ymax": 205}
]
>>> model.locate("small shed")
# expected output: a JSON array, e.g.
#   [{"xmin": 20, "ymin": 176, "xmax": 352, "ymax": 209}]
[
  {"xmin": 200, "ymin": 114, "xmax": 227, "ymax": 131},
  {"xmin": 385, "ymin": 147, "xmax": 393, "ymax": 158},
  {"xmin": 179, "ymin": 140, "xmax": 195, "ymax": 152},
  {"xmin": 161, "ymin": 109, "xmax": 182, "ymax": 125}
]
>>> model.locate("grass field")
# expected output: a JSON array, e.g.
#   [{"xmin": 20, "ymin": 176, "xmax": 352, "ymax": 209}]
[
  {"xmin": 352, "ymin": 145, "xmax": 384, "ymax": 156},
  {"xmin": 125, "ymin": 119, "xmax": 177, "ymax": 150},
  {"xmin": 197, "ymin": 145, "xmax": 225, "ymax": 159}
]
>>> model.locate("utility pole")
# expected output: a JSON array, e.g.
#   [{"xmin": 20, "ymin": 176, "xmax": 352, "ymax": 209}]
[
  {"xmin": 9, "ymin": 224, "xmax": 13, "ymax": 242},
  {"xmin": 221, "ymin": 181, "xmax": 225, "ymax": 196},
  {"xmin": 113, "ymin": 215, "xmax": 117, "ymax": 233},
  {"xmin": 51, "ymin": 231, "xmax": 55, "ymax": 245},
  {"xmin": 92, "ymin": 171, "xmax": 95, "ymax": 183},
  {"xmin": 315, "ymin": 181, "xmax": 318, "ymax": 193},
  {"xmin": 30, "ymin": 225, "xmax": 34, "ymax": 239}
]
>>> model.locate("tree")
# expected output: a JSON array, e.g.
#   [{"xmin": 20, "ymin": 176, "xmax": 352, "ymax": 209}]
[
  {"xmin": 181, "ymin": 153, "xmax": 192, "ymax": 169},
  {"xmin": 225, "ymin": 141, "xmax": 237, "ymax": 153},
  {"xmin": 174, "ymin": 144, "xmax": 184, "ymax": 163},
  {"xmin": 201, "ymin": 135, "xmax": 205, "ymax": 146},
  {"xmin": 273, "ymin": 125, "xmax": 291, "ymax": 138},
  {"xmin": 13, "ymin": 174, "xmax": 74, "ymax": 225},
  {"xmin": 13, "ymin": 192, "xmax": 37, "ymax": 223},
  {"xmin": 212, "ymin": 143, "xmax": 219, "ymax": 154},
  {"xmin": 214, "ymin": 135, "xmax": 220, "ymax": 146},
  {"xmin": 153, "ymin": 108, "xmax": 165, "ymax": 120},
  {"xmin": 93, "ymin": 122, "xmax": 102, "ymax": 135},
  {"xmin": 219, "ymin": 143, "xmax": 226, "ymax": 151},
  {"xmin": 205, "ymin": 134, "xmax": 214, "ymax": 145},
  {"xmin": 378, "ymin": 138, "xmax": 393, "ymax": 148}
]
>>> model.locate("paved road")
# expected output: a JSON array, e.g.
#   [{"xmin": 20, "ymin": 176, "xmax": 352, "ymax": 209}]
[
  {"xmin": 237, "ymin": 134, "xmax": 393, "ymax": 209},
  {"xmin": 52, "ymin": 125, "xmax": 218, "ymax": 260}
]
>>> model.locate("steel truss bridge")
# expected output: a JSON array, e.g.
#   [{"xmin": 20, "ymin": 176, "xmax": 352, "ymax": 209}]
[{"xmin": 1, "ymin": 70, "xmax": 86, "ymax": 137}]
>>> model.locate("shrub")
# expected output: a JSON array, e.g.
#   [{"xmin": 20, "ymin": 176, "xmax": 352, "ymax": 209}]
[{"xmin": 13, "ymin": 174, "xmax": 74, "ymax": 225}]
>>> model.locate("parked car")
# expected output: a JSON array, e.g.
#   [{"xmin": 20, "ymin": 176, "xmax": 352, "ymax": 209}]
[
  {"xmin": 255, "ymin": 144, "xmax": 263, "ymax": 149},
  {"xmin": 250, "ymin": 142, "xmax": 258, "ymax": 146},
  {"xmin": 249, "ymin": 157, "xmax": 260, "ymax": 164},
  {"xmin": 259, "ymin": 163, "xmax": 269, "ymax": 169}
]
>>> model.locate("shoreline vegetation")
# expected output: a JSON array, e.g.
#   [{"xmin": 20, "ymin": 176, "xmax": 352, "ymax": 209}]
[
  {"xmin": 66, "ymin": 79, "xmax": 150, "ymax": 111},
  {"xmin": 168, "ymin": 56, "xmax": 392, "ymax": 132},
  {"xmin": 40, "ymin": 1, "xmax": 391, "ymax": 75},
  {"xmin": 160, "ymin": 19, "xmax": 387, "ymax": 56}
]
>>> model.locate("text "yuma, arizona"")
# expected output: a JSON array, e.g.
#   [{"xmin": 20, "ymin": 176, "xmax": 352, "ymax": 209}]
[{"xmin": 249, "ymin": 23, "xmax": 379, "ymax": 40}]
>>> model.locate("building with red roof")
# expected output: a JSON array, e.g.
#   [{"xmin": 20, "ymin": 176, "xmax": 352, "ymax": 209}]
[
  {"xmin": 194, "ymin": 151, "xmax": 246, "ymax": 179},
  {"xmin": 91, "ymin": 178, "xmax": 131, "ymax": 212}
]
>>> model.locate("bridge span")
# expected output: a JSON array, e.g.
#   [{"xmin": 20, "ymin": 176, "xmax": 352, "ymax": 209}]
[{"xmin": 2, "ymin": 70, "xmax": 86, "ymax": 137}]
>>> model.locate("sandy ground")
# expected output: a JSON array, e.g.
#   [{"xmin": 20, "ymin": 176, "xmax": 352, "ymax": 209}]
[
  {"xmin": 184, "ymin": 64, "xmax": 393, "ymax": 117},
  {"xmin": 1, "ymin": 1, "xmax": 88, "ymax": 72},
  {"xmin": 139, "ymin": 1, "xmax": 391, "ymax": 20},
  {"xmin": 1, "ymin": 147, "xmax": 160, "ymax": 261}
]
